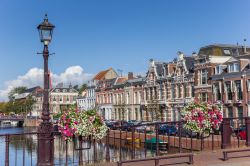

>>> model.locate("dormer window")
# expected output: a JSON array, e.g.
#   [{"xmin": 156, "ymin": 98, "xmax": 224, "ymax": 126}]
[
  {"xmin": 215, "ymin": 65, "xmax": 222, "ymax": 74},
  {"xmin": 228, "ymin": 63, "xmax": 240, "ymax": 72},
  {"xmin": 199, "ymin": 59, "xmax": 206, "ymax": 64}
]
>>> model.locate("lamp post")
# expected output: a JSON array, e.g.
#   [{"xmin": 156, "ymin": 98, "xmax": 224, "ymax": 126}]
[{"xmin": 37, "ymin": 14, "xmax": 55, "ymax": 166}]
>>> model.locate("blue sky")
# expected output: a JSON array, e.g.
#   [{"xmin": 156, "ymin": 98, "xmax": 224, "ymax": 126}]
[{"xmin": 0, "ymin": 0, "xmax": 250, "ymax": 98}]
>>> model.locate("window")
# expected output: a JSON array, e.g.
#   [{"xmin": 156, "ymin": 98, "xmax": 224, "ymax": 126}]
[
  {"xmin": 225, "ymin": 82, "xmax": 232, "ymax": 100},
  {"xmin": 172, "ymin": 109, "xmax": 176, "ymax": 121},
  {"xmin": 184, "ymin": 84, "xmax": 187, "ymax": 97},
  {"xmin": 248, "ymin": 80, "xmax": 250, "ymax": 91},
  {"xmin": 238, "ymin": 107, "xmax": 243, "ymax": 124},
  {"xmin": 234, "ymin": 63, "xmax": 240, "ymax": 72},
  {"xmin": 215, "ymin": 84, "xmax": 221, "ymax": 101},
  {"xmin": 223, "ymin": 49, "xmax": 231, "ymax": 55},
  {"xmin": 201, "ymin": 69, "xmax": 207, "ymax": 84},
  {"xmin": 227, "ymin": 107, "xmax": 233, "ymax": 118},
  {"xmin": 235, "ymin": 80, "xmax": 243, "ymax": 100},
  {"xmin": 200, "ymin": 93, "xmax": 207, "ymax": 102},
  {"xmin": 191, "ymin": 84, "xmax": 195, "ymax": 97},
  {"xmin": 199, "ymin": 59, "xmax": 206, "ymax": 64},
  {"xmin": 178, "ymin": 84, "xmax": 181, "ymax": 98},
  {"xmin": 228, "ymin": 63, "xmax": 240, "ymax": 72},
  {"xmin": 215, "ymin": 65, "xmax": 222, "ymax": 74},
  {"xmin": 171, "ymin": 84, "xmax": 175, "ymax": 99},
  {"xmin": 159, "ymin": 83, "xmax": 162, "ymax": 100}
]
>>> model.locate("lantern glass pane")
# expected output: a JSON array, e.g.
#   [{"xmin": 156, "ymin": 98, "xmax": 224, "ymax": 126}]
[{"xmin": 41, "ymin": 29, "xmax": 52, "ymax": 41}]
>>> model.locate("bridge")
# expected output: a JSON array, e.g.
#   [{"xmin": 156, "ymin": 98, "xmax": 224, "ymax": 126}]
[
  {"xmin": 0, "ymin": 116, "xmax": 24, "ymax": 127},
  {"xmin": 0, "ymin": 116, "xmax": 24, "ymax": 121}
]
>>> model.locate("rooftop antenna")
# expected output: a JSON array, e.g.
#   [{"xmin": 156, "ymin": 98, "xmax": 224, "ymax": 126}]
[{"xmin": 117, "ymin": 69, "xmax": 123, "ymax": 77}]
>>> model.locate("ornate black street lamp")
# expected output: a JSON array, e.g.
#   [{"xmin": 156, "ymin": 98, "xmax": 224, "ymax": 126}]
[{"xmin": 37, "ymin": 14, "xmax": 55, "ymax": 166}]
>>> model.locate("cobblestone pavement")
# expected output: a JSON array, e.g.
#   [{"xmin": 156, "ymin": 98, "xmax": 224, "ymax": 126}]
[{"xmin": 90, "ymin": 149, "xmax": 250, "ymax": 166}]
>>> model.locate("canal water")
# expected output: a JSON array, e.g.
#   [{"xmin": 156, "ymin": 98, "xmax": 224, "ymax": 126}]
[{"xmin": 0, "ymin": 127, "xmax": 183, "ymax": 166}]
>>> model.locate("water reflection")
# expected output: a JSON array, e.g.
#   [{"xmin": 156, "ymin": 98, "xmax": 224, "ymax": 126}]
[{"xmin": 0, "ymin": 127, "xmax": 184, "ymax": 165}]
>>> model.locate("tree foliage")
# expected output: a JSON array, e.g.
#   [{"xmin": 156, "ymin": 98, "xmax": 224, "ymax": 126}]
[
  {"xmin": 78, "ymin": 83, "xmax": 87, "ymax": 94},
  {"xmin": 3, "ymin": 97, "xmax": 35, "ymax": 115},
  {"xmin": 1, "ymin": 86, "xmax": 35, "ymax": 115}
]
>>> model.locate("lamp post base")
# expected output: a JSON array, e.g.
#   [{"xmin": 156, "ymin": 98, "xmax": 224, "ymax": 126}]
[{"xmin": 37, "ymin": 122, "xmax": 54, "ymax": 166}]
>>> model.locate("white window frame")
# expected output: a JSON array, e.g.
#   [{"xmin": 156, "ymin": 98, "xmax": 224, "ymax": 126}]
[{"xmin": 201, "ymin": 69, "xmax": 207, "ymax": 85}]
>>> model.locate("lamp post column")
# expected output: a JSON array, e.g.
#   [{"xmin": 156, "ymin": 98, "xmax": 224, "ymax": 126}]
[{"xmin": 37, "ymin": 44, "xmax": 54, "ymax": 166}]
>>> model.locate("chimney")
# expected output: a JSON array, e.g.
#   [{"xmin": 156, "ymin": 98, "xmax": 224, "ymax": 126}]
[
  {"xmin": 128, "ymin": 72, "xmax": 133, "ymax": 80},
  {"xmin": 244, "ymin": 38, "xmax": 247, "ymax": 54}
]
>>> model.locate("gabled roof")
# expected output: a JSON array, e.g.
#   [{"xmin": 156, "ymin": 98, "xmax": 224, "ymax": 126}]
[
  {"xmin": 116, "ymin": 77, "xmax": 127, "ymax": 84},
  {"xmin": 25, "ymin": 86, "xmax": 42, "ymax": 93},
  {"xmin": 201, "ymin": 44, "xmax": 249, "ymax": 49},
  {"xmin": 92, "ymin": 67, "xmax": 117, "ymax": 81},
  {"xmin": 125, "ymin": 77, "xmax": 145, "ymax": 86},
  {"xmin": 50, "ymin": 87, "xmax": 78, "ymax": 93},
  {"xmin": 92, "ymin": 69, "xmax": 110, "ymax": 80},
  {"xmin": 235, "ymin": 54, "xmax": 250, "ymax": 60},
  {"xmin": 224, "ymin": 57, "xmax": 239, "ymax": 64}
]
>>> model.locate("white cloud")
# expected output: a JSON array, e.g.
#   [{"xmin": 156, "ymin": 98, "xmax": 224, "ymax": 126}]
[{"xmin": 0, "ymin": 66, "xmax": 92, "ymax": 101}]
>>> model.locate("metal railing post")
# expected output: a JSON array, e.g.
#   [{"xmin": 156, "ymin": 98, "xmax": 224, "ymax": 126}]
[
  {"xmin": 79, "ymin": 136, "xmax": 83, "ymax": 164},
  {"xmin": 221, "ymin": 118, "xmax": 231, "ymax": 149},
  {"xmin": 178, "ymin": 121, "xmax": 182, "ymax": 153},
  {"xmin": 5, "ymin": 135, "xmax": 9, "ymax": 166},
  {"xmin": 106, "ymin": 129, "xmax": 110, "ymax": 161},
  {"xmin": 132, "ymin": 127, "xmax": 135, "ymax": 159},
  {"xmin": 65, "ymin": 141, "xmax": 68, "ymax": 165},
  {"xmin": 245, "ymin": 117, "xmax": 250, "ymax": 146},
  {"xmin": 155, "ymin": 123, "xmax": 159, "ymax": 156},
  {"xmin": 119, "ymin": 129, "xmax": 122, "ymax": 162}
]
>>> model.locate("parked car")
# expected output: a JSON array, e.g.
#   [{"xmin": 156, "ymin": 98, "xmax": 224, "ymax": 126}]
[
  {"xmin": 234, "ymin": 125, "xmax": 246, "ymax": 136},
  {"xmin": 105, "ymin": 120, "xmax": 116, "ymax": 129},
  {"xmin": 135, "ymin": 121, "xmax": 154, "ymax": 133},
  {"xmin": 122, "ymin": 120, "xmax": 141, "ymax": 131},
  {"xmin": 178, "ymin": 128, "xmax": 198, "ymax": 138},
  {"xmin": 158, "ymin": 124, "xmax": 177, "ymax": 135},
  {"xmin": 112, "ymin": 120, "xmax": 128, "ymax": 130},
  {"xmin": 236, "ymin": 125, "xmax": 246, "ymax": 140}
]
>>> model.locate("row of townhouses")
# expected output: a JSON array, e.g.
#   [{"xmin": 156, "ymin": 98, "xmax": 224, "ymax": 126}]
[
  {"xmin": 15, "ymin": 43, "xmax": 250, "ymax": 122},
  {"xmin": 14, "ymin": 85, "xmax": 78, "ymax": 118},
  {"xmin": 88, "ymin": 44, "xmax": 250, "ymax": 122}
]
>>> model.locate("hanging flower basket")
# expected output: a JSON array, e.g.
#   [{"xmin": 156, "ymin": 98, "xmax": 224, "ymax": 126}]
[
  {"xmin": 181, "ymin": 101, "xmax": 223, "ymax": 136},
  {"xmin": 57, "ymin": 109, "xmax": 108, "ymax": 141}
]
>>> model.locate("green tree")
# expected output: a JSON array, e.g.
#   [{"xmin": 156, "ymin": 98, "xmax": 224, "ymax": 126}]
[
  {"xmin": 78, "ymin": 83, "xmax": 87, "ymax": 94},
  {"xmin": 8, "ymin": 86, "xmax": 27, "ymax": 101},
  {"xmin": 0, "ymin": 102, "xmax": 7, "ymax": 113}
]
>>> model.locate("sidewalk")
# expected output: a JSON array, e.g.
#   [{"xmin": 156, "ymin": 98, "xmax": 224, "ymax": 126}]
[{"xmin": 93, "ymin": 150, "xmax": 250, "ymax": 166}]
